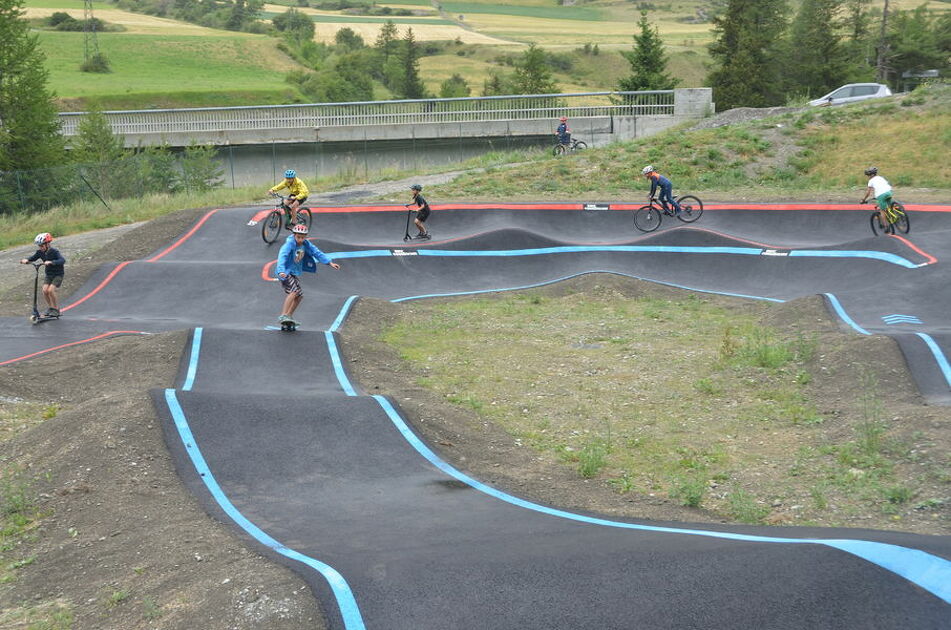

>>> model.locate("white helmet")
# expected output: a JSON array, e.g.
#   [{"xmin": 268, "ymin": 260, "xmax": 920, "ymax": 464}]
[
  {"xmin": 641, "ymin": 165, "xmax": 654, "ymax": 175},
  {"xmin": 34, "ymin": 232, "xmax": 53, "ymax": 246}
]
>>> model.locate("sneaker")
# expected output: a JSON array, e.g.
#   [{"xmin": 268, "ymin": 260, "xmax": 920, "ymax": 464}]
[
  {"xmin": 48, "ymin": 308, "xmax": 60, "ymax": 317},
  {"xmin": 418, "ymin": 233, "xmax": 431, "ymax": 240},
  {"xmin": 278, "ymin": 314, "xmax": 290, "ymax": 323}
]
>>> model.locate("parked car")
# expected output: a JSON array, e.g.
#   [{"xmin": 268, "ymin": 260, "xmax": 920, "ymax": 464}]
[{"xmin": 809, "ymin": 83, "xmax": 893, "ymax": 106}]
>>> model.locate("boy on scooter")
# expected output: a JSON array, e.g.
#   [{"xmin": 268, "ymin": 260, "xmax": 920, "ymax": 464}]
[{"xmin": 19, "ymin": 233, "xmax": 65, "ymax": 318}]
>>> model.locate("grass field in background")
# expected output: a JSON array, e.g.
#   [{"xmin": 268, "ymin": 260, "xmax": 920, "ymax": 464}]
[{"xmin": 39, "ymin": 31, "xmax": 298, "ymax": 100}]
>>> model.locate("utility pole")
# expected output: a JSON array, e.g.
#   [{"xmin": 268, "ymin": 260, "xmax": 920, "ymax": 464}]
[
  {"xmin": 875, "ymin": 0, "xmax": 890, "ymax": 83},
  {"xmin": 84, "ymin": 0, "xmax": 100, "ymax": 63}
]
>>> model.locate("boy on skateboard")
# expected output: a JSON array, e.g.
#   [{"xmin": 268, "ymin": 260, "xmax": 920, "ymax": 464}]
[
  {"xmin": 19, "ymin": 232, "xmax": 65, "ymax": 318},
  {"xmin": 276, "ymin": 223, "xmax": 340, "ymax": 329},
  {"xmin": 406, "ymin": 184, "xmax": 432, "ymax": 240}
]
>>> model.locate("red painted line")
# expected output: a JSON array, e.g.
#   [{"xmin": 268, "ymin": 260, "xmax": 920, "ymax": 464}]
[
  {"xmin": 147, "ymin": 209, "xmax": 219, "ymax": 262},
  {"xmin": 61, "ymin": 261, "xmax": 132, "ymax": 313},
  {"xmin": 261, "ymin": 260, "xmax": 278, "ymax": 282},
  {"xmin": 250, "ymin": 209, "xmax": 271, "ymax": 223},
  {"xmin": 890, "ymin": 234, "xmax": 938, "ymax": 265},
  {"xmin": 0, "ymin": 331, "xmax": 146, "ymax": 367}
]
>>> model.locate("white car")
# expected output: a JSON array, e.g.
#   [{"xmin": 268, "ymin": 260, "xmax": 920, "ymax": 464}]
[{"xmin": 809, "ymin": 83, "xmax": 893, "ymax": 106}]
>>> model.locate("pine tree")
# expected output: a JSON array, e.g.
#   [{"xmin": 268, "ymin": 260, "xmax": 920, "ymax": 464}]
[
  {"xmin": 375, "ymin": 20, "xmax": 399, "ymax": 64},
  {"xmin": 786, "ymin": 0, "xmax": 850, "ymax": 97},
  {"xmin": 707, "ymin": 0, "xmax": 788, "ymax": 110},
  {"xmin": 398, "ymin": 28, "xmax": 426, "ymax": 99},
  {"xmin": 0, "ymin": 0, "xmax": 65, "ymax": 174},
  {"xmin": 618, "ymin": 11, "xmax": 679, "ymax": 91},
  {"xmin": 841, "ymin": 0, "xmax": 875, "ymax": 78},
  {"xmin": 511, "ymin": 43, "xmax": 557, "ymax": 94}
]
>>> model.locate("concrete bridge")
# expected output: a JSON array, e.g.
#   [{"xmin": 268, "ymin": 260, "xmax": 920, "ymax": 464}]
[{"xmin": 58, "ymin": 89, "xmax": 713, "ymax": 149}]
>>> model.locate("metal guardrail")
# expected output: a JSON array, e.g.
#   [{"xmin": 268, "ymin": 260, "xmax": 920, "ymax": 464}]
[{"xmin": 58, "ymin": 91, "xmax": 675, "ymax": 137}]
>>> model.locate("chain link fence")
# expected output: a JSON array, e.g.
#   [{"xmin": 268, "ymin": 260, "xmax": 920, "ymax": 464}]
[{"xmin": 0, "ymin": 146, "xmax": 222, "ymax": 216}]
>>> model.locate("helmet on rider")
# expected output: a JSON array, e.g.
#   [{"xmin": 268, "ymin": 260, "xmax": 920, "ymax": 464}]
[
  {"xmin": 641, "ymin": 165, "xmax": 654, "ymax": 175},
  {"xmin": 34, "ymin": 233, "xmax": 53, "ymax": 247},
  {"xmin": 559, "ymin": 116, "xmax": 567, "ymax": 122},
  {"xmin": 410, "ymin": 184, "xmax": 422, "ymax": 191},
  {"xmin": 284, "ymin": 169, "xmax": 297, "ymax": 179},
  {"xmin": 864, "ymin": 166, "xmax": 878, "ymax": 177},
  {"xmin": 291, "ymin": 223, "xmax": 309, "ymax": 235}
]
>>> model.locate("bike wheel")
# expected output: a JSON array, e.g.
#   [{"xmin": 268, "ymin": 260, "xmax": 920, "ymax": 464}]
[
  {"xmin": 633, "ymin": 205, "xmax": 661, "ymax": 232},
  {"xmin": 296, "ymin": 207, "xmax": 313, "ymax": 232},
  {"xmin": 572, "ymin": 141, "xmax": 587, "ymax": 151},
  {"xmin": 553, "ymin": 144, "xmax": 567, "ymax": 156},
  {"xmin": 869, "ymin": 212, "xmax": 885, "ymax": 236},
  {"xmin": 892, "ymin": 202, "xmax": 910, "ymax": 234},
  {"xmin": 261, "ymin": 210, "xmax": 283, "ymax": 244},
  {"xmin": 676, "ymin": 195, "xmax": 703, "ymax": 223}
]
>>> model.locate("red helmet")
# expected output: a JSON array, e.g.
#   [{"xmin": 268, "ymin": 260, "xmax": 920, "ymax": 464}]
[
  {"xmin": 291, "ymin": 223, "xmax": 309, "ymax": 235},
  {"xmin": 559, "ymin": 116, "xmax": 567, "ymax": 122}
]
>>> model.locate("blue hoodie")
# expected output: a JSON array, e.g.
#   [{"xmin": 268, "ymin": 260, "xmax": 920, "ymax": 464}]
[{"xmin": 276, "ymin": 235, "xmax": 333, "ymax": 277}]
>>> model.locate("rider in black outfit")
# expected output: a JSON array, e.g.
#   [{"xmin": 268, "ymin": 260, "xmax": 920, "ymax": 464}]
[{"xmin": 408, "ymin": 184, "xmax": 431, "ymax": 240}]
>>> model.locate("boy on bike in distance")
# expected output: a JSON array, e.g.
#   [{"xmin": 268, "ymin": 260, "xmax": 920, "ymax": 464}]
[
  {"xmin": 407, "ymin": 184, "xmax": 431, "ymax": 240},
  {"xmin": 859, "ymin": 167, "xmax": 894, "ymax": 227},
  {"xmin": 19, "ymin": 232, "xmax": 65, "ymax": 317},
  {"xmin": 276, "ymin": 223, "xmax": 340, "ymax": 326},
  {"xmin": 642, "ymin": 165, "xmax": 682, "ymax": 215},
  {"xmin": 555, "ymin": 116, "xmax": 571, "ymax": 147},
  {"xmin": 268, "ymin": 169, "xmax": 309, "ymax": 228}
]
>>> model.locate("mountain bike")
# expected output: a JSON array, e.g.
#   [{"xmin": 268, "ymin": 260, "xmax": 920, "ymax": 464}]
[
  {"xmin": 867, "ymin": 199, "xmax": 909, "ymax": 236},
  {"xmin": 261, "ymin": 193, "xmax": 314, "ymax": 244},
  {"xmin": 553, "ymin": 138, "xmax": 587, "ymax": 156},
  {"xmin": 633, "ymin": 195, "xmax": 704, "ymax": 232}
]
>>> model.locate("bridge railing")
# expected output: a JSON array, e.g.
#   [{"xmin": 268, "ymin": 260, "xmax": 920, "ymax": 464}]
[{"xmin": 57, "ymin": 91, "xmax": 675, "ymax": 137}]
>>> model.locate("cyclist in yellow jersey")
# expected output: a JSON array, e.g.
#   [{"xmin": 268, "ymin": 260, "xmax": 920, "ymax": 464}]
[{"xmin": 268, "ymin": 169, "xmax": 310, "ymax": 226}]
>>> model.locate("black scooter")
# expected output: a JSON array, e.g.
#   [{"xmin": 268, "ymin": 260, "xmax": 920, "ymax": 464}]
[{"xmin": 29, "ymin": 262, "xmax": 59, "ymax": 324}]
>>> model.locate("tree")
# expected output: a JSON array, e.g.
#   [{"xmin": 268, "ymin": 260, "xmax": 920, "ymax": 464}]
[
  {"xmin": 272, "ymin": 8, "xmax": 315, "ymax": 41},
  {"xmin": 0, "ymin": 0, "xmax": 65, "ymax": 176},
  {"xmin": 374, "ymin": 20, "xmax": 399, "ymax": 64},
  {"xmin": 840, "ymin": 0, "xmax": 875, "ymax": 79},
  {"xmin": 786, "ymin": 0, "xmax": 849, "ymax": 97},
  {"xmin": 481, "ymin": 73, "xmax": 505, "ymax": 96},
  {"xmin": 71, "ymin": 108, "xmax": 132, "ymax": 198},
  {"xmin": 396, "ymin": 28, "xmax": 426, "ymax": 99},
  {"xmin": 885, "ymin": 6, "xmax": 945, "ymax": 85},
  {"xmin": 439, "ymin": 74, "xmax": 470, "ymax": 98},
  {"xmin": 334, "ymin": 27, "xmax": 364, "ymax": 51},
  {"xmin": 618, "ymin": 11, "xmax": 679, "ymax": 91},
  {"xmin": 707, "ymin": 0, "xmax": 788, "ymax": 110},
  {"xmin": 510, "ymin": 43, "xmax": 557, "ymax": 94}
]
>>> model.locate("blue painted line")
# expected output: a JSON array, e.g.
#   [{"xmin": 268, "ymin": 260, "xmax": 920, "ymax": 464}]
[
  {"xmin": 164, "ymin": 388, "xmax": 366, "ymax": 630},
  {"xmin": 391, "ymin": 270, "xmax": 784, "ymax": 304},
  {"xmin": 366, "ymin": 393, "xmax": 951, "ymax": 604},
  {"xmin": 418, "ymin": 245, "xmax": 763, "ymax": 257},
  {"xmin": 882, "ymin": 314, "xmax": 922, "ymax": 324},
  {"xmin": 182, "ymin": 327, "xmax": 202, "ymax": 391},
  {"xmin": 328, "ymin": 249, "xmax": 395, "ymax": 260},
  {"xmin": 326, "ymin": 245, "xmax": 918, "ymax": 269},
  {"xmin": 823, "ymin": 293, "xmax": 871, "ymax": 335},
  {"xmin": 789, "ymin": 249, "xmax": 918, "ymax": 268},
  {"xmin": 330, "ymin": 295, "xmax": 359, "ymax": 332},
  {"xmin": 326, "ymin": 331, "xmax": 357, "ymax": 396},
  {"xmin": 915, "ymin": 333, "xmax": 951, "ymax": 389}
]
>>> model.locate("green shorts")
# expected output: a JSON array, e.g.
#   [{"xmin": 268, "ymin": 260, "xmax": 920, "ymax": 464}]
[
  {"xmin": 875, "ymin": 191, "xmax": 893, "ymax": 212},
  {"xmin": 44, "ymin": 275, "xmax": 63, "ymax": 287}
]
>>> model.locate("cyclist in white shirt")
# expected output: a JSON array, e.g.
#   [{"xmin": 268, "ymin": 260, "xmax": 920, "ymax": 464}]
[{"xmin": 860, "ymin": 166, "xmax": 894, "ymax": 228}]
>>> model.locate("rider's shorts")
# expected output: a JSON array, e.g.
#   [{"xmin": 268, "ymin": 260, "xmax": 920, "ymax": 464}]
[
  {"xmin": 44, "ymin": 275, "xmax": 64, "ymax": 287},
  {"xmin": 875, "ymin": 191, "xmax": 893, "ymax": 213},
  {"xmin": 281, "ymin": 274, "xmax": 303, "ymax": 296},
  {"xmin": 416, "ymin": 206, "xmax": 431, "ymax": 222}
]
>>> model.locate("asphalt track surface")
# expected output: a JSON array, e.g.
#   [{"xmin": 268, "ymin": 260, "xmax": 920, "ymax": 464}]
[{"xmin": 3, "ymin": 202, "xmax": 951, "ymax": 629}]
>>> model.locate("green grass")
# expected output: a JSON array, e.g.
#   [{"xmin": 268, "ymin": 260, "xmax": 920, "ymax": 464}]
[
  {"xmin": 260, "ymin": 11, "xmax": 455, "ymax": 24},
  {"xmin": 39, "ymin": 31, "xmax": 300, "ymax": 100},
  {"xmin": 441, "ymin": 2, "xmax": 603, "ymax": 20}
]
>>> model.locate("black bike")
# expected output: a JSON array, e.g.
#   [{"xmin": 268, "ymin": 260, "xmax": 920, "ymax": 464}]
[
  {"xmin": 867, "ymin": 199, "xmax": 910, "ymax": 236},
  {"xmin": 553, "ymin": 138, "xmax": 587, "ymax": 156},
  {"xmin": 633, "ymin": 195, "xmax": 704, "ymax": 232},
  {"xmin": 261, "ymin": 193, "xmax": 314, "ymax": 244}
]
